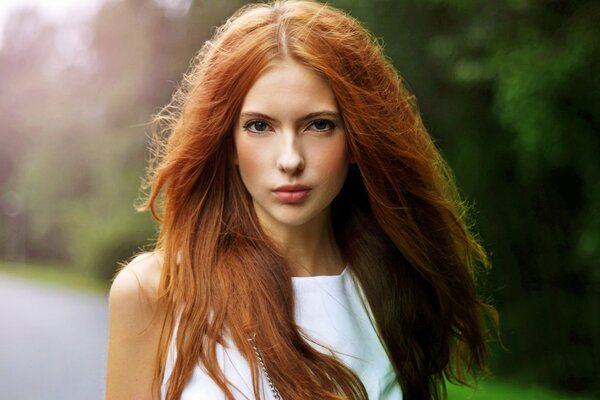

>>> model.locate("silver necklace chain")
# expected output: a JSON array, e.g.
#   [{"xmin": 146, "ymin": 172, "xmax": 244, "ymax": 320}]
[{"xmin": 248, "ymin": 336, "xmax": 283, "ymax": 399}]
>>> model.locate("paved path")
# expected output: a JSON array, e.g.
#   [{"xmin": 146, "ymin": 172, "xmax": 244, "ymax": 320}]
[{"xmin": 0, "ymin": 275, "xmax": 108, "ymax": 400}]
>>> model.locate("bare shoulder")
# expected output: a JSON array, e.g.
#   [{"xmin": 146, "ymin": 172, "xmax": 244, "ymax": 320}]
[
  {"xmin": 106, "ymin": 251, "xmax": 165, "ymax": 399},
  {"xmin": 109, "ymin": 251, "xmax": 164, "ymax": 309}
]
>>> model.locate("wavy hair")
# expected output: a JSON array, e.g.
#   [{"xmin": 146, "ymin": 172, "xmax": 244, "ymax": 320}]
[{"xmin": 142, "ymin": 1, "xmax": 497, "ymax": 399}]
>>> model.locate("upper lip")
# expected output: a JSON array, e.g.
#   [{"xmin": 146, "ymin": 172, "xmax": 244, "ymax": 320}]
[{"xmin": 273, "ymin": 184, "xmax": 311, "ymax": 192}]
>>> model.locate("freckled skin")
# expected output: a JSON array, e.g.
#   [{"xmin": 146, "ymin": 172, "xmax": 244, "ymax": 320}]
[{"xmin": 233, "ymin": 60, "xmax": 350, "ymax": 234}]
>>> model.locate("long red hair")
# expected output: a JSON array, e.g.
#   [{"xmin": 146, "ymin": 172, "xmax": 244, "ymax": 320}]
[{"xmin": 142, "ymin": 1, "xmax": 497, "ymax": 399}]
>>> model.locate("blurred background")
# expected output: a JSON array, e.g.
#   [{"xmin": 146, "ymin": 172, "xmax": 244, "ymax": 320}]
[{"xmin": 0, "ymin": 0, "xmax": 598, "ymax": 399}]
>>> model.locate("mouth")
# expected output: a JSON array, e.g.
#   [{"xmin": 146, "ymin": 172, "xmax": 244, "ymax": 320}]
[{"xmin": 272, "ymin": 185, "xmax": 311, "ymax": 203}]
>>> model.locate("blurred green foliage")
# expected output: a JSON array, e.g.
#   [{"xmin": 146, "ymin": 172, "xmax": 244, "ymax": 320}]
[
  {"xmin": 330, "ymin": 0, "xmax": 600, "ymax": 394},
  {"xmin": 0, "ymin": 0, "xmax": 598, "ymax": 396}
]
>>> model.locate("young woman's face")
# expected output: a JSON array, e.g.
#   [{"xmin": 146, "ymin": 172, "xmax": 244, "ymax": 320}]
[{"xmin": 234, "ymin": 59, "xmax": 350, "ymax": 232}]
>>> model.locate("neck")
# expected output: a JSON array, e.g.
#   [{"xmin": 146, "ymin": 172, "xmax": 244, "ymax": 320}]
[{"xmin": 260, "ymin": 211, "xmax": 344, "ymax": 277}]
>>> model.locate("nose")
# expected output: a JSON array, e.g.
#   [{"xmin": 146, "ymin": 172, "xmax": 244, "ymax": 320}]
[{"xmin": 276, "ymin": 134, "xmax": 305, "ymax": 175}]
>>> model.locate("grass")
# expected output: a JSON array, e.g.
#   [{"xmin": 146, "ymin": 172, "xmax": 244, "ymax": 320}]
[
  {"xmin": 0, "ymin": 260, "xmax": 109, "ymax": 294},
  {"xmin": 447, "ymin": 380, "xmax": 595, "ymax": 400}
]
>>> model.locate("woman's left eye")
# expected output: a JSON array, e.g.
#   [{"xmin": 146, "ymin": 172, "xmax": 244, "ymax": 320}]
[{"xmin": 308, "ymin": 119, "xmax": 336, "ymax": 132}]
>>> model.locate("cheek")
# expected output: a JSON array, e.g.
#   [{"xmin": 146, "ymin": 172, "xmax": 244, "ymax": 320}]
[
  {"xmin": 234, "ymin": 137, "xmax": 265, "ymax": 184},
  {"xmin": 315, "ymin": 138, "xmax": 350, "ymax": 178},
  {"xmin": 323, "ymin": 138, "xmax": 350, "ymax": 170}
]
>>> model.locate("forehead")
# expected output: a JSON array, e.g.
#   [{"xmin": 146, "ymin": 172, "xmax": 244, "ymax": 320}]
[{"xmin": 239, "ymin": 59, "xmax": 338, "ymax": 115}]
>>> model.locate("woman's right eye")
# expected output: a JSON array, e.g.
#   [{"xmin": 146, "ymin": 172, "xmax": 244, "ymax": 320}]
[{"xmin": 243, "ymin": 120, "xmax": 271, "ymax": 134}]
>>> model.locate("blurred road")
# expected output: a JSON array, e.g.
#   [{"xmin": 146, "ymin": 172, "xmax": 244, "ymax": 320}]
[{"xmin": 0, "ymin": 275, "xmax": 108, "ymax": 399}]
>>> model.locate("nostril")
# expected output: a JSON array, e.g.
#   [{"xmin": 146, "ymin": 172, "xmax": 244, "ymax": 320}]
[
  {"xmin": 278, "ymin": 158, "xmax": 305, "ymax": 174},
  {"xmin": 277, "ymin": 146, "xmax": 305, "ymax": 174}
]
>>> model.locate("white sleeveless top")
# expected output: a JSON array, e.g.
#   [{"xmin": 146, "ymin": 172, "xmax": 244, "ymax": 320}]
[{"xmin": 162, "ymin": 268, "xmax": 402, "ymax": 399}]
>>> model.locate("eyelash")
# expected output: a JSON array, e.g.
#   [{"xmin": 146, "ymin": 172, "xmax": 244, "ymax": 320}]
[
  {"xmin": 243, "ymin": 120, "xmax": 272, "ymax": 134},
  {"xmin": 242, "ymin": 119, "xmax": 336, "ymax": 134},
  {"xmin": 308, "ymin": 119, "xmax": 336, "ymax": 132}
]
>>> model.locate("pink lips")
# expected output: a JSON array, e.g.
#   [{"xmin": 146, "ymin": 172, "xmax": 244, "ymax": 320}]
[{"xmin": 273, "ymin": 185, "xmax": 311, "ymax": 203}]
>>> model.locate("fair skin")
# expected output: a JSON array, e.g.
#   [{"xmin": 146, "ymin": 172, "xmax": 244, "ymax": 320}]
[
  {"xmin": 106, "ymin": 58, "xmax": 350, "ymax": 398},
  {"xmin": 234, "ymin": 58, "xmax": 350, "ymax": 276},
  {"xmin": 105, "ymin": 252, "xmax": 164, "ymax": 399}
]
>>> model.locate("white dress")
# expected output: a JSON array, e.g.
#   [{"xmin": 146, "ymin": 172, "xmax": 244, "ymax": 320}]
[{"xmin": 162, "ymin": 268, "xmax": 403, "ymax": 399}]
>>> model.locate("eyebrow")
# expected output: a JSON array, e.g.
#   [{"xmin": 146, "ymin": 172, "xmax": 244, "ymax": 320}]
[{"xmin": 239, "ymin": 111, "xmax": 342, "ymax": 123}]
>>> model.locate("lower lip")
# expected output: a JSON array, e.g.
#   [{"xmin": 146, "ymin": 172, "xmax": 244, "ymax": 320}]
[{"xmin": 273, "ymin": 190, "xmax": 311, "ymax": 203}]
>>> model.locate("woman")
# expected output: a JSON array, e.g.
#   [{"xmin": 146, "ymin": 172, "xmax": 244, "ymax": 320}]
[{"xmin": 105, "ymin": 1, "xmax": 497, "ymax": 399}]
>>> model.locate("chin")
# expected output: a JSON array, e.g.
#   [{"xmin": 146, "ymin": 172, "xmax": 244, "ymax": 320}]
[
  {"xmin": 261, "ymin": 207, "xmax": 325, "ymax": 229},
  {"xmin": 271, "ymin": 214, "xmax": 315, "ymax": 228}
]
